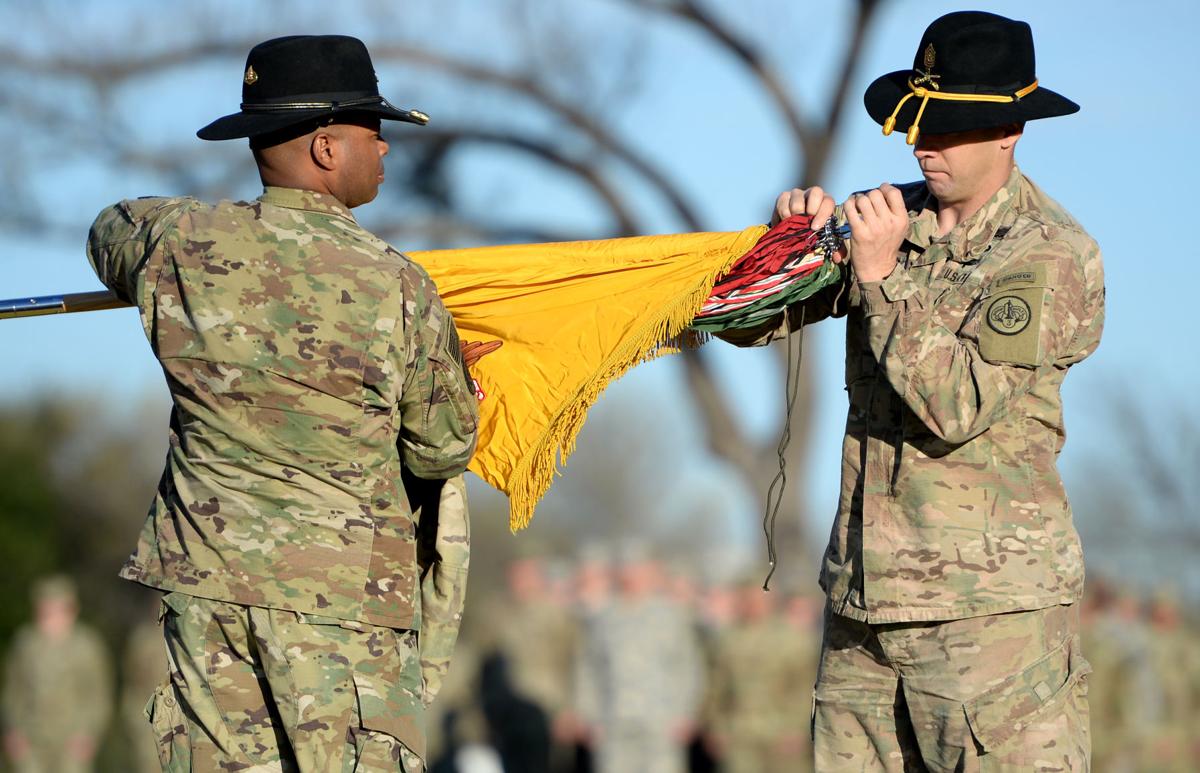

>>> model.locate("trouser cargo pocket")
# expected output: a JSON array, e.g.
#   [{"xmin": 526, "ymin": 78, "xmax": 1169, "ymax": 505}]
[
  {"xmin": 351, "ymin": 672, "xmax": 425, "ymax": 772},
  {"xmin": 145, "ymin": 680, "xmax": 191, "ymax": 772},
  {"xmin": 963, "ymin": 634, "xmax": 1091, "ymax": 753}
]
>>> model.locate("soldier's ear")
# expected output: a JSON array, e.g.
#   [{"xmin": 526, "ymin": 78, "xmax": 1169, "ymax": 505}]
[
  {"xmin": 999, "ymin": 123, "xmax": 1023, "ymax": 150},
  {"xmin": 310, "ymin": 130, "xmax": 337, "ymax": 171}
]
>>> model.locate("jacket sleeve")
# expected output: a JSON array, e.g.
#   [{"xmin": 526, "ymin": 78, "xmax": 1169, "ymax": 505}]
[
  {"xmin": 396, "ymin": 268, "xmax": 479, "ymax": 478},
  {"xmin": 86, "ymin": 197, "xmax": 191, "ymax": 305},
  {"xmin": 861, "ymin": 235, "xmax": 1104, "ymax": 444},
  {"xmin": 412, "ymin": 473, "xmax": 470, "ymax": 707}
]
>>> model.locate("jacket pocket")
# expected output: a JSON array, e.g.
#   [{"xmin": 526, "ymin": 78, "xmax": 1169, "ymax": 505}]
[
  {"xmin": 145, "ymin": 680, "xmax": 191, "ymax": 772},
  {"xmin": 963, "ymin": 634, "xmax": 1091, "ymax": 752}
]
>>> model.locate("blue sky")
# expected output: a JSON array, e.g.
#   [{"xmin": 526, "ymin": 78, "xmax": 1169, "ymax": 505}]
[{"xmin": 1, "ymin": 1, "xmax": 1195, "ymax": 582}]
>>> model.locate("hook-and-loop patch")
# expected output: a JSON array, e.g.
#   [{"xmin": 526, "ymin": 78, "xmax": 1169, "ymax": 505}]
[{"xmin": 978, "ymin": 262, "xmax": 1053, "ymax": 366}]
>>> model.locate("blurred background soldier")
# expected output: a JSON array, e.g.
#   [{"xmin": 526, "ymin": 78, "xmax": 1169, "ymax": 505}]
[
  {"xmin": 495, "ymin": 557, "xmax": 579, "ymax": 770},
  {"xmin": 468, "ymin": 556, "xmax": 577, "ymax": 772},
  {"xmin": 576, "ymin": 550, "xmax": 702, "ymax": 773},
  {"xmin": 1081, "ymin": 581, "xmax": 1157, "ymax": 772},
  {"xmin": 565, "ymin": 545, "xmax": 614, "ymax": 773},
  {"xmin": 691, "ymin": 581, "xmax": 736, "ymax": 773},
  {"xmin": 1143, "ymin": 590, "xmax": 1198, "ymax": 772},
  {"xmin": 2, "ymin": 575, "xmax": 112, "ymax": 773},
  {"xmin": 120, "ymin": 592, "xmax": 168, "ymax": 773},
  {"xmin": 705, "ymin": 579, "xmax": 815, "ymax": 773}
]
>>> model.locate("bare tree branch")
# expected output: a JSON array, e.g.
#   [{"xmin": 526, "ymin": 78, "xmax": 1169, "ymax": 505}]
[
  {"xmin": 620, "ymin": 0, "xmax": 813, "ymax": 178},
  {"xmin": 372, "ymin": 43, "xmax": 707, "ymax": 230},
  {"xmin": 402, "ymin": 128, "xmax": 641, "ymax": 236},
  {"xmin": 805, "ymin": 0, "xmax": 883, "ymax": 185}
]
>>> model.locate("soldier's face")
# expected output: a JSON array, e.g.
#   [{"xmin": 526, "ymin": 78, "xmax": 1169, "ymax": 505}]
[
  {"xmin": 912, "ymin": 126, "xmax": 1017, "ymax": 204},
  {"xmin": 332, "ymin": 116, "xmax": 389, "ymax": 208},
  {"xmin": 35, "ymin": 598, "xmax": 77, "ymax": 639}
]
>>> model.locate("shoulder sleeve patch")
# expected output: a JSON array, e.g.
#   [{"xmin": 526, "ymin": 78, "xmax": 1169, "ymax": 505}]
[{"xmin": 979, "ymin": 285, "xmax": 1049, "ymax": 366}]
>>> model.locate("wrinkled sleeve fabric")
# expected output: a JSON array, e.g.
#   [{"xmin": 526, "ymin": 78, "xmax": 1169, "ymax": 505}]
[
  {"xmin": 86, "ymin": 198, "xmax": 191, "ymax": 309},
  {"xmin": 395, "ymin": 266, "xmax": 479, "ymax": 479},
  {"xmin": 413, "ymin": 474, "xmax": 470, "ymax": 707},
  {"xmin": 860, "ymin": 236, "xmax": 1104, "ymax": 444}
]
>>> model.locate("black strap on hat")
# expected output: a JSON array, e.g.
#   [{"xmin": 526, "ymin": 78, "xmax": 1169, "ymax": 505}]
[{"xmin": 239, "ymin": 94, "xmax": 430, "ymax": 124}]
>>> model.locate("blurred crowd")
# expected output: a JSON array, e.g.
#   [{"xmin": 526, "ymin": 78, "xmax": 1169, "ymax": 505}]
[
  {"xmin": 1080, "ymin": 577, "xmax": 1200, "ymax": 772},
  {"xmin": 0, "ymin": 566, "xmax": 1196, "ymax": 772},
  {"xmin": 428, "ymin": 557, "xmax": 1200, "ymax": 773},
  {"xmin": 429, "ymin": 553, "xmax": 820, "ymax": 773}
]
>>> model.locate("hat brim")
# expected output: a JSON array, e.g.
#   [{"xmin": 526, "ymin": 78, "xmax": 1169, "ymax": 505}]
[
  {"xmin": 197, "ymin": 100, "xmax": 426, "ymax": 141},
  {"xmin": 864, "ymin": 70, "xmax": 1079, "ymax": 136}
]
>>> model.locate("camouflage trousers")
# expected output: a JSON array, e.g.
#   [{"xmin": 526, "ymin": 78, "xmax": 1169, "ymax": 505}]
[
  {"xmin": 594, "ymin": 721, "xmax": 686, "ymax": 773},
  {"xmin": 148, "ymin": 592, "xmax": 426, "ymax": 772},
  {"xmin": 723, "ymin": 730, "xmax": 812, "ymax": 773},
  {"xmin": 813, "ymin": 603, "xmax": 1091, "ymax": 772}
]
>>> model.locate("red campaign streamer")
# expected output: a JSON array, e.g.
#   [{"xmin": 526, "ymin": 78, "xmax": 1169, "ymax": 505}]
[{"xmin": 696, "ymin": 214, "xmax": 826, "ymax": 319}]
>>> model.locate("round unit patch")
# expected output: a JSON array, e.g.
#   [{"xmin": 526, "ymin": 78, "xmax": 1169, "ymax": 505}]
[{"xmin": 986, "ymin": 295, "xmax": 1031, "ymax": 336}]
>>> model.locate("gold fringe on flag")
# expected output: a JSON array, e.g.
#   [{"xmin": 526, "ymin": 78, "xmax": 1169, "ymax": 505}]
[{"xmin": 414, "ymin": 225, "xmax": 767, "ymax": 530}]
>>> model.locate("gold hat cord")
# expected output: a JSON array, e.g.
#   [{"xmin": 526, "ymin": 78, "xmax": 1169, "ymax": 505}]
[{"xmin": 883, "ymin": 78, "xmax": 1039, "ymax": 144}]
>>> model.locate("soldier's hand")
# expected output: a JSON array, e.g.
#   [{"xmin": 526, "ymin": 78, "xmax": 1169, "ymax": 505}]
[
  {"xmin": 772, "ymin": 186, "xmax": 837, "ymax": 230},
  {"xmin": 843, "ymin": 183, "xmax": 907, "ymax": 282},
  {"xmin": 775, "ymin": 732, "xmax": 805, "ymax": 755},
  {"xmin": 670, "ymin": 718, "xmax": 697, "ymax": 743},
  {"xmin": 552, "ymin": 711, "xmax": 581, "ymax": 744},
  {"xmin": 772, "ymin": 186, "xmax": 847, "ymax": 263},
  {"xmin": 705, "ymin": 731, "xmax": 728, "ymax": 756},
  {"xmin": 461, "ymin": 339, "xmax": 502, "ymax": 369},
  {"xmin": 66, "ymin": 734, "xmax": 96, "ymax": 761},
  {"xmin": 4, "ymin": 731, "xmax": 30, "ymax": 761}
]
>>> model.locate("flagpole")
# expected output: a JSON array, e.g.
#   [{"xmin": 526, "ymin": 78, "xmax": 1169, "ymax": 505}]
[{"xmin": 0, "ymin": 290, "xmax": 129, "ymax": 320}]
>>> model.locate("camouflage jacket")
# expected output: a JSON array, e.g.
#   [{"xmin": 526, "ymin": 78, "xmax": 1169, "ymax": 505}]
[
  {"xmin": 724, "ymin": 168, "xmax": 1105, "ymax": 623},
  {"xmin": 2, "ymin": 623, "xmax": 113, "ymax": 741},
  {"xmin": 706, "ymin": 618, "xmax": 815, "ymax": 737},
  {"xmin": 576, "ymin": 596, "xmax": 704, "ymax": 726},
  {"xmin": 88, "ymin": 186, "xmax": 478, "ymax": 629}
]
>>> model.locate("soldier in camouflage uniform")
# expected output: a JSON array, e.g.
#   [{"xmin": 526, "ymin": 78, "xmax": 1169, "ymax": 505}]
[
  {"xmin": 492, "ymin": 558, "xmax": 578, "ymax": 770},
  {"xmin": 724, "ymin": 12, "xmax": 1104, "ymax": 771},
  {"xmin": 575, "ymin": 553, "xmax": 703, "ymax": 773},
  {"xmin": 1143, "ymin": 590, "xmax": 1198, "ymax": 771},
  {"xmin": 706, "ymin": 579, "xmax": 815, "ymax": 773},
  {"xmin": 86, "ymin": 36, "xmax": 487, "ymax": 772},
  {"xmin": 2, "ymin": 576, "xmax": 113, "ymax": 773},
  {"xmin": 121, "ymin": 597, "xmax": 170, "ymax": 773},
  {"xmin": 1079, "ymin": 579, "xmax": 1153, "ymax": 772}
]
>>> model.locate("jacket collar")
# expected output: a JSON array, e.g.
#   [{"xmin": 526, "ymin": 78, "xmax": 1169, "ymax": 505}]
[
  {"xmin": 905, "ymin": 165, "xmax": 1021, "ymax": 265},
  {"xmin": 258, "ymin": 186, "xmax": 358, "ymax": 224}
]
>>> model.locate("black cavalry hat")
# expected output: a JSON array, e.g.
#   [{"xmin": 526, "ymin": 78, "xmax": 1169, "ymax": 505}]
[
  {"xmin": 197, "ymin": 35, "xmax": 428, "ymax": 141},
  {"xmin": 863, "ymin": 11, "xmax": 1078, "ymax": 145}
]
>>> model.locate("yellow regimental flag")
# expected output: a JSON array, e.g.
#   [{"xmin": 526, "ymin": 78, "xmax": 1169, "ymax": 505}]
[{"xmin": 412, "ymin": 225, "xmax": 767, "ymax": 530}]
